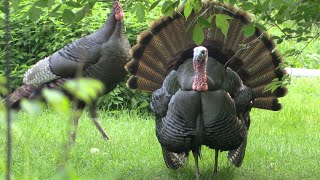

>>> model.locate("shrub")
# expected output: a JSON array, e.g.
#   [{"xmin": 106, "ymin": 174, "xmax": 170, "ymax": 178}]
[{"xmin": 0, "ymin": 1, "xmax": 156, "ymax": 111}]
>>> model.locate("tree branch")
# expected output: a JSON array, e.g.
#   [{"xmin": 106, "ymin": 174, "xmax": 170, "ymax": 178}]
[{"xmin": 295, "ymin": 32, "xmax": 320, "ymax": 59}]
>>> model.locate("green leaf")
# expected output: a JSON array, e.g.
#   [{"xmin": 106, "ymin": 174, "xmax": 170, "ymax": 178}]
[
  {"xmin": 131, "ymin": 98, "xmax": 137, "ymax": 109},
  {"xmin": 62, "ymin": 9, "xmax": 76, "ymax": 24},
  {"xmin": 197, "ymin": 17, "xmax": 213, "ymax": 29},
  {"xmin": 75, "ymin": 8, "xmax": 86, "ymax": 22},
  {"xmin": 49, "ymin": 4, "xmax": 62, "ymax": 16},
  {"xmin": 191, "ymin": 0, "xmax": 203, "ymax": 13},
  {"xmin": 136, "ymin": 3, "xmax": 145, "ymax": 22},
  {"xmin": 242, "ymin": 23, "xmax": 256, "ymax": 37},
  {"xmin": 66, "ymin": 0, "xmax": 82, "ymax": 8},
  {"xmin": 48, "ymin": 0, "xmax": 55, "ymax": 8},
  {"xmin": 241, "ymin": 2, "xmax": 255, "ymax": 11},
  {"xmin": 63, "ymin": 78, "xmax": 104, "ymax": 105},
  {"xmin": 277, "ymin": 38, "xmax": 283, "ymax": 44},
  {"xmin": 162, "ymin": 1, "xmax": 175, "ymax": 17},
  {"xmin": 0, "ymin": 77, "xmax": 6, "ymax": 84},
  {"xmin": 28, "ymin": 5, "xmax": 43, "ymax": 22},
  {"xmin": 138, "ymin": 101, "xmax": 149, "ymax": 109},
  {"xmin": 42, "ymin": 89, "xmax": 70, "ymax": 113},
  {"xmin": 12, "ymin": 0, "xmax": 22, "ymax": 10},
  {"xmin": 255, "ymin": 22, "xmax": 267, "ymax": 31},
  {"xmin": 35, "ymin": 0, "xmax": 49, "ymax": 7},
  {"xmin": 184, "ymin": 1, "xmax": 192, "ymax": 19},
  {"xmin": 215, "ymin": 14, "xmax": 232, "ymax": 39},
  {"xmin": 149, "ymin": 0, "xmax": 160, "ymax": 11},
  {"xmin": 130, "ymin": 4, "xmax": 138, "ymax": 14},
  {"xmin": 20, "ymin": 99, "xmax": 43, "ymax": 116},
  {"xmin": 193, "ymin": 22, "xmax": 204, "ymax": 45},
  {"xmin": 228, "ymin": 0, "xmax": 237, "ymax": 5}
]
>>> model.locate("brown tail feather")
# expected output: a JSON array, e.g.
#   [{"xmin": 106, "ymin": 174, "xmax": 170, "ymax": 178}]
[
  {"xmin": 228, "ymin": 134, "xmax": 247, "ymax": 167},
  {"xmin": 4, "ymin": 78, "xmax": 67, "ymax": 109},
  {"xmin": 252, "ymin": 97, "xmax": 282, "ymax": 111},
  {"xmin": 125, "ymin": 60, "xmax": 164, "ymax": 85},
  {"xmin": 162, "ymin": 147, "xmax": 188, "ymax": 169},
  {"xmin": 244, "ymin": 68, "xmax": 286, "ymax": 88},
  {"xmin": 4, "ymin": 84, "xmax": 37, "ymax": 109},
  {"xmin": 126, "ymin": 76, "xmax": 161, "ymax": 92},
  {"xmin": 126, "ymin": 1, "xmax": 287, "ymax": 111}
]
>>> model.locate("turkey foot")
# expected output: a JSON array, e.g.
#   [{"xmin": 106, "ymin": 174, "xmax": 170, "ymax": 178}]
[
  {"xmin": 89, "ymin": 105, "xmax": 109, "ymax": 140},
  {"xmin": 70, "ymin": 109, "xmax": 83, "ymax": 143},
  {"xmin": 214, "ymin": 149, "xmax": 219, "ymax": 173},
  {"xmin": 192, "ymin": 150, "xmax": 200, "ymax": 180}
]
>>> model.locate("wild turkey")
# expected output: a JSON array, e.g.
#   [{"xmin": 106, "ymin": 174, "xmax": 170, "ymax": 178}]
[
  {"xmin": 4, "ymin": 0, "xmax": 131, "ymax": 141},
  {"xmin": 125, "ymin": 0, "xmax": 287, "ymax": 178}
]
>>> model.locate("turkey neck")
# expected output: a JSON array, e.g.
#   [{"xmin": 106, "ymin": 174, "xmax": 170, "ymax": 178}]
[
  {"xmin": 192, "ymin": 49, "xmax": 208, "ymax": 92},
  {"xmin": 91, "ymin": 0, "xmax": 123, "ymax": 42},
  {"xmin": 114, "ymin": 0, "xmax": 124, "ymax": 20}
]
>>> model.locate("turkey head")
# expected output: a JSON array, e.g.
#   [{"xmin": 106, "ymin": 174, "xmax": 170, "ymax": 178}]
[
  {"xmin": 114, "ymin": 0, "xmax": 124, "ymax": 20},
  {"xmin": 192, "ymin": 46, "xmax": 208, "ymax": 91}
]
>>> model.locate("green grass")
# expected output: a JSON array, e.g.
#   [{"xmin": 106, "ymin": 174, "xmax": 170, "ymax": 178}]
[{"xmin": 1, "ymin": 77, "xmax": 320, "ymax": 179}]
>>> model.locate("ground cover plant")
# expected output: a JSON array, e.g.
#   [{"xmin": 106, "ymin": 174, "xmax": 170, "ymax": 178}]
[{"xmin": 0, "ymin": 77, "xmax": 319, "ymax": 179}]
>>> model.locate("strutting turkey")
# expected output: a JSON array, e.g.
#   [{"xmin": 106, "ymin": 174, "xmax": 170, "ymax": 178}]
[
  {"xmin": 4, "ymin": 0, "xmax": 131, "ymax": 141},
  {"xmin": 125, "ymin": 0, "xmax": 287, "ymax": 179}
]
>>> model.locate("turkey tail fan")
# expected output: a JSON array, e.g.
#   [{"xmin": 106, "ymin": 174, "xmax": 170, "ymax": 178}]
[
  {"xmin": 161, "ymin": 147, "xmax": 189, "ymax": 169},
  {"xmin": 126, "ymin": 0, "xmax": 287, "ymax": 111}
]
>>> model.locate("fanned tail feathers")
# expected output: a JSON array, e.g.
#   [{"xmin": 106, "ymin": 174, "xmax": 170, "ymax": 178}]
[
  {"xmin": 126, "ymin": 0, "xmax": 287, "ymax": 111},
  {"xmin": 162, "ymin": 147, "xmax": 189, "ymax": 169}
]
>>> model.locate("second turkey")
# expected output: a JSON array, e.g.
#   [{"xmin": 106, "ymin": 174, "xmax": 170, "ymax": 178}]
[{"xmin": 126, "ymin": 0, "xmax": 287, "ymax": 179}]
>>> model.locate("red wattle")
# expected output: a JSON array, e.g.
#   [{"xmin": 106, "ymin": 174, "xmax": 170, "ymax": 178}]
[{"xmin": 192, "ymin": 65, "xmax": 208, "ymax": 91}]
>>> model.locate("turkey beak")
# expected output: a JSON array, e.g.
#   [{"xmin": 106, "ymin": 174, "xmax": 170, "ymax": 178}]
[{"xmin": 193, "ymin": 51, "xmax": 206, "ymax": 66}]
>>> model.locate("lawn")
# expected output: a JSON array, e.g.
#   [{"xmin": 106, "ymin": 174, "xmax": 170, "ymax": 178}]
[{"xmin": 0, "ymin": 77, "xmax": 320, "ymax": 179}]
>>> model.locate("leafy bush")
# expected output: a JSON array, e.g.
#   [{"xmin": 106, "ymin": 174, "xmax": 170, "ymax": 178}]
[{"xmin": 0, "ymin": 0, "xmax": 154, "ymax": 111}]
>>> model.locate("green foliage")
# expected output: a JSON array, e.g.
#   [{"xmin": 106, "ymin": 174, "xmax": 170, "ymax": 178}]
[
  {"xmin": 242, "ymin": 24, "xmax": 256, "ymax": 37},
  {"xmin": 42, "ymin": 88, "xmax": 71, "ymax": 113},
  {"xmin": 244, "ymin": 0, "xmax": 320, "ymax": 69},
  {"xmin": 192, "ymin": 22, "xmax": 204, "ymax": 45},
  {"xmin": 63, "ymin": 78, "xmax": 104, "ymax": 105},
  {"xmin": 20, "ymin": 99, "xmax": 43, "ymax": 116},
  {"xmin": 0, "ymin": 76, "xmax": 6, "ymax": 111},
  {"xmin": 215, "ymin": 14, "xmax": 232, "ymax": 39},
  {"xmin": 0, "ymin": 76, "xmax": 7, "ymax": 95},
  {"xmin": 0, "ymin": 0, "xmax": 152, "ymax": 111}
]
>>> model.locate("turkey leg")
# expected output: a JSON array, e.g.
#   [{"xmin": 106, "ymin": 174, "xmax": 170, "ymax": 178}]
[
  {"xmin": 89, "ymin": 104, "xmax": 109, "ymax": 140},
  {"xmin": 70, "ymin": 108, "xmax": 83, "ymax": 143},
  {"xmin": 70, "ymin": 102, "xmax": 85, "ymax": 143},
  {"xmin": 214, "ymin": 149, "xmax": 219, "ymax": 173},
  {"xmin": 192, "ymin": 149, "xmax": 200, "ymax": 180}
]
